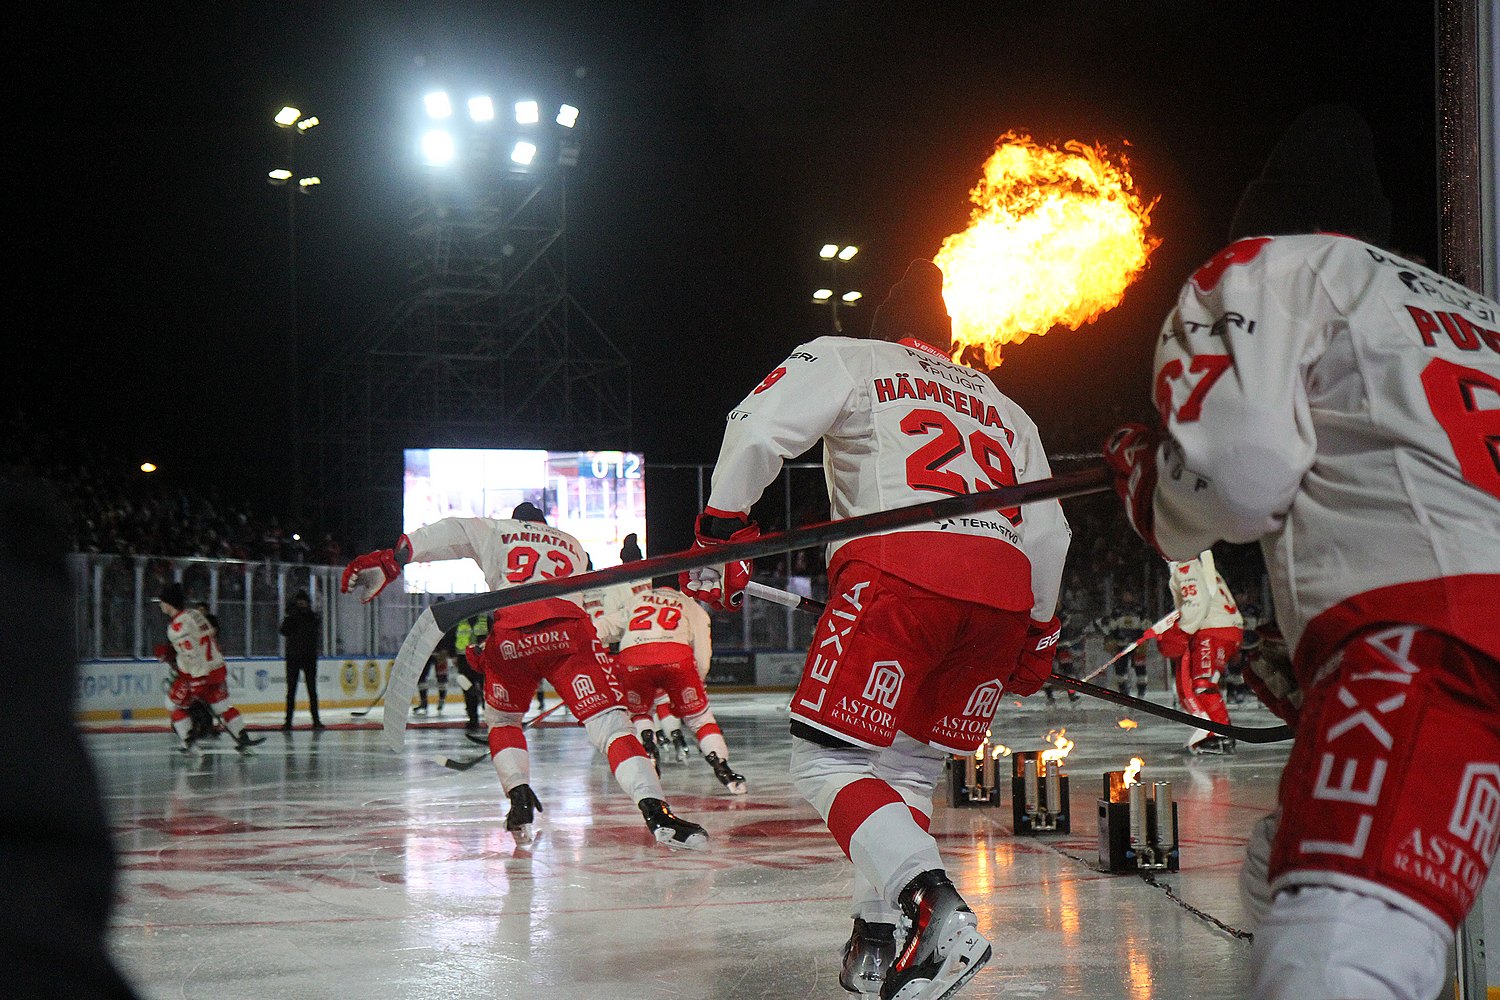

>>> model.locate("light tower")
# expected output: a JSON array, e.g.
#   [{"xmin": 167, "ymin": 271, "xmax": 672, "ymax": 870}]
[
  {"xmin": 813, "ymin": 243, "xmax": 862, "ymax": 334},
  {"xmin": 307, "ymin": 74, "xmax": 629, "ymax": 548}
]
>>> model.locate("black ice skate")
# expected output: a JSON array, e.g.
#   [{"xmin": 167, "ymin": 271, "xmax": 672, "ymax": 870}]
[
  {"xmin": 1191, "ymin": 735, "xmax": 1236, "ymax": 755},
  {"xmin": 235, "ymin": 730, "xmax": 266, "ymax": 754},
  {"xmin": 505, "ymin": 784, "xmax": 545, "ymax": 846},
  {"xmin": 640, "ymin": 730, "xmax": 662, "ymax": 776},
  {"xmin": 639, "ymin": 798, "xmax": 708, "ymax": 851},
  {"xmin": 669, "ymin": 729, "xmax": 689, "ymax": 763},
  {"xmin": 882, "ymin": 870, "xmax": 991, "ymax": 1000},
  {"xmin": 840, "ymin": 917, "xmax": 897, "ymax": 995},
  {"xmin": 704, "ymin": 751, "xmax": 748, "ymax": 795}
]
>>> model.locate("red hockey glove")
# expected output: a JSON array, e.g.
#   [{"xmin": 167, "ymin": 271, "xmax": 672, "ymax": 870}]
[
  {"xmin": 1243, "ymin": 622, "xmax": 1301, "ymax": 728},
  {"xmin": 1155, "ymin": 623, "xmax": 1189, "ymax": 661},
  {"xmin": 341, "ymin": 536, "xmax": 411, "ymax": 604},
  {"xmin": 152, "ymin": 643, "xmax": 177, "ymax": 666},
  {"xmin": 1102, "ymin": 423, "xmax": 1162, "ymax": 554},
  {"xmin": 679, "ymin": 510, "xmax": 759, "ymax": 610},
  {"xmin": 464, "ymin": 643, "xmax": 485, "ymax": 672},
  {"xmin": 1008, "ymin": 616, "xmax": 1061, "ymax": 696}
]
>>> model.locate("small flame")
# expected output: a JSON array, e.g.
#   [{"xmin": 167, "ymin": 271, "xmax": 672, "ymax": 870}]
[
  {"xmin": 935, "ymin": 132, "xmax": 1159, "ymax": 368},
  {"xmin": 1117, "ymin": 718, "xmax": 1139, "ymax": 730},
  {"xmin": 1123, "ymin": 757, "xmax": 1146, "ymax": 787},
  {"xmin": 1040, "ymin": 727, "xmax": 1075, "ymax": 764},
  {"xmin": 991, "ymin": 743, "xmax": 1012, "ymax": 758}
]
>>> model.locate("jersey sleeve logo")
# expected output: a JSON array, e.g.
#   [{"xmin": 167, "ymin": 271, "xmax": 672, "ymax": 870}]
[
  {"xmin": 752, "ymin": 367, "xmax": 787, "ymax": 394},
  {"xmin": 1190, "ymin": 237, "xmax": 1272, "ymax": 293}
]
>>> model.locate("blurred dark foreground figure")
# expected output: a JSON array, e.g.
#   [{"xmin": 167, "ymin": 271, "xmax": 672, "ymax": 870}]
[{"xmin": 0, "ymin": 476, "xmax": 140, "ymax": 998}]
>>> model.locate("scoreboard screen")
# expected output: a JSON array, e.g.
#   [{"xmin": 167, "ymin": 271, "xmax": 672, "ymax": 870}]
[{"xmin": 402, "ymin": 448, "xmax": 646, "ymax": 594}]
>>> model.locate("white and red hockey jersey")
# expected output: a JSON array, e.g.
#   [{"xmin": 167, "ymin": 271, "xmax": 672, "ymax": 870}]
[
  {"xmin": 616, "ymin": 587, "xmax": 713, "ymax": 678},
  {"xmin": 1166, "ymin": 551, "xmax": 1243, "ymax": 634},
  {"xmin": 1150, "ymin": 233, "xmax": 1500, "ymax": 667},
  {"xmin": 404, "ymin": 517, "xmax": 592, "ymax": 628},
  {"xmin": 581, "ymin": 579, "xmax": 652, "ymax": 645},
  {"xmin": 708, "ymin": 336, "xmax": 1070, "ymax": 617},
  {"xmin": 167, "ymin": 609, "xmax": 224, "ymax": 678}
]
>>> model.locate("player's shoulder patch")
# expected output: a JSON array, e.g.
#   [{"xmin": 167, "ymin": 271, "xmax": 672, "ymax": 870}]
[{"xmin": 1190, "ymin": 236, "xmax": 1274, "ymax": 293}]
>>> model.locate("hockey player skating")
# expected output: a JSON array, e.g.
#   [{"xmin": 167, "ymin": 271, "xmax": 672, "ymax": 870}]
[
  {"xmin": 156, "ymin": 583, "xmax": 264, "ymax": 755},
  {"xmin": 1043, "ymin": 609, "xmax": 1083, "ymax": 705},
  {"xmin": 687, "ymin": 260, "xmax": 1070, "ymax": 1000},
  {"xmin": 1156, "ymin": 550, "xmax": 1242, "ymax": 754},
  {"xmin": 341, "ymin": 502, "xmax": 708, "ymax": 850},
  {"xmin": 1103, "ymin": 105, "xmax": 1500, "ymax": 1000},
  {"xmin": 1089, "ymin": 593, "xmax": 1151, "ymax": 698},
  {"xmin": 613, "ymin": 583, "xmax": 746, "ymax": 793}
]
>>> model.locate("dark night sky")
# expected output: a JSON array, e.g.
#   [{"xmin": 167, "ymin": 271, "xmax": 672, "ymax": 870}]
[{"xmin": 27, "ymin": 2, "xmax": 1437, "ymax": 535}]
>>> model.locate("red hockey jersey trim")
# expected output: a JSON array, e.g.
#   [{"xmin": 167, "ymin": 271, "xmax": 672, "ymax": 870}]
[
  {"xmin": 1294, "ymin": 574, "xmax": 1500, "ymax": 676},
  {"xmin": 494, "ymin": 597, "xmax": 590, "ymax": 630},
  {"xmin": 830, "ymin": 532, "xmax": 1033, "ymax": 611}
]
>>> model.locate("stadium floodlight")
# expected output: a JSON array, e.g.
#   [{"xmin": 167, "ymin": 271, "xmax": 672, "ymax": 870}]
[
  {"xmin": 819, "ymin": 244, "xmax": 838, "ymax": 259},
  {"xmin": 556, "ymin": 104, "xmax": 579, "ymax": 128},
  {"xmin": 267, "ymin": 168, "xmax": 293, "ymax": 185},
  {"xmin": 298, "ymin": 176, "xmax": 321, "ymax": 191},
  {"xmin": 841, "ymin": 291, "xmax": 863, "ymax": 303},
  {"xmin": 295, "ymin": 116, "xmax": 320, "ymax": 133},
  {"xmin": 140, "ymin": 462, "xmax": 157, "ymax": 473},
  {"xmin": 468, "ymin": 95, "xmax": 495, "ymax": 122},
  {"xmin": 838, "ymin": 245, "xmax": 859, "ymax": 261},
  {"xmin": 275, "ymin": 106, "xmax": 302, "ymax": 127},
  {"xmin": 424, "ymin": 91, "xmax": 453, "ymax": 119},
  {"xmin": 510, "ymin": 140, "xmax": 537, "ymax": 165},
  {"xmin": 812, "ymin": 288, "xmax": 834, "ymax": 301},
  {"xmin": 514, "ymin": 100, "xmax": 539, "ymax": 124},
  {"xmin": 421, "ymin": 129, "xmax": 457, "ymax": 166}
]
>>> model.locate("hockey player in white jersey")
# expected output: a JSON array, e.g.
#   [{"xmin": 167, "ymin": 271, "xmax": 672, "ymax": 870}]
[
  {"xmin": 1103, "ymin": 105, "xmax": 1500, "ymax": 1000},
  {"xmin": 613, "ymin": 583, "xmax": 746, "ymax": 793},
  {"xmin": 1156, "ymin": 550, "xmax": 1242, "ymax": 754},
  {"xmin": 687, "ymin": 261, "xmax": 1071, "ymax": 1000},
  {"xmin": 156, "ymin": 583, "xmax": 264, "ymax": 754},
  {"xmin": 341, "ymin": 502, "xmax": 708, "ymax": 851}
]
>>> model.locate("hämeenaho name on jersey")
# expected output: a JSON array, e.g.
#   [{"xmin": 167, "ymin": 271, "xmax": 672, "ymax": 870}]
[{"xmin": 872, "ymin": 373, "xmax": 1011, "ymax": 432}]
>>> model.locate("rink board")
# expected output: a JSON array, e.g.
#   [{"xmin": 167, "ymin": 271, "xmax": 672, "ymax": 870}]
[{"xmin": 74, "ymin": 656, "xmax": 395, "ymax": 720}]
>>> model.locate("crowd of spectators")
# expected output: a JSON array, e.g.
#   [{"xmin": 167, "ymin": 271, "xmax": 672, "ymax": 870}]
[{"xmin": 1, "ymin": 413, "xmax": 345, "ymax": 566}]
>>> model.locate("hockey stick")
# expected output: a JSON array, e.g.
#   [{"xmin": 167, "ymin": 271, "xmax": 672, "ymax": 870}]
[
  {"xmin": 743, "ymin": 583, "xmax": 1292, "ymax": 744},
  {"xmin": 351, "ymin": 669, "xmax": 392, "ymax": 717},
  {"xmin": 1078, "ymin": 610, "xmax": 1180, "ymax": 684},
  {"xmin": 383, "ymin": 463, "xmax": 1112, "ymax": 753},
  {"xmin": 438, "ymin": 701, "xmax": 570, "ymax": 771}
]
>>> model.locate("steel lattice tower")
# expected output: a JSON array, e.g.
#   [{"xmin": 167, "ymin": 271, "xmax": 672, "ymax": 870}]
[{"xmin": 307, "ymin": 168, "xmax": 631, "ymax": 550}]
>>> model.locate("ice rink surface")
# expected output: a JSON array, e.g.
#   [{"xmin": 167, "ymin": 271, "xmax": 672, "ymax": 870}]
[{"xmin": 91, "ymin": 691, "xmax": 1291, "ymax": 999}]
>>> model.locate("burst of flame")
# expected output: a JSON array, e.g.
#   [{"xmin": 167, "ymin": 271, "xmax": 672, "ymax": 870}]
[
  {"xmin": 1117, "ymin": 718, "xmax": 1139, "ymax": 730},
  {"xmin": 935, "ymin": 132, "xmax": 1159, "ymax": 368},
  {"xmin": 1040, "ymin": 727, "xmax": 1075, "ymax": 764},
  {"xmin": 991, "ymin": 743, "xmax": 1012, "ymax": 758},
  {"xmin": 1123, "ymin": 757, "xmax": 1146, "ymax": 787}
]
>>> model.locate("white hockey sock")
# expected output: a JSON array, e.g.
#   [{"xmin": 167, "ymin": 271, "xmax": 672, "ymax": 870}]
[{"xmin": 585, "ymin": 708, "xmax": 664, "ymax": 803}]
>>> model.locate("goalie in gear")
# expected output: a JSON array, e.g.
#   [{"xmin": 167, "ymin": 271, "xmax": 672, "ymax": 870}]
[
  {"xmin": 1103, "ymin": 104, "xmax": 1500, "ymax": 1000},
  {"xmin": 342, "ymin": 502, "xmax": 710, "ymax": 852},
  {"xmin": 697, "ymin": 259, "xmax": 1071, "ymax": 1000}
]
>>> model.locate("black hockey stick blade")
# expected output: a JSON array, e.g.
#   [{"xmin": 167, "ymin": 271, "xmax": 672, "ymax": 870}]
[
  {"xmin": 1047, "ymin": 674, "xmax": 1293, "ymax": 743},
  {"xmin": 433, "ymin": 752, "xmax": 489, "ymax": 772},
  {"xmin": 419, "ymin": 464, "xmax": 1109, "ymax": 636}
]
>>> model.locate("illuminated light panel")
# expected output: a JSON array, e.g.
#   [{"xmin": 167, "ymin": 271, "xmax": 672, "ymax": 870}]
[
  {"xmin": 819, "ymin": 244, "xmax": 838, "ymax": 259},
  {"xmin": 840, "ymin": 291, "xmax": 862, "ymax": 303},
  {"xmin": 140, "ymin": 462, "xmax": 157, "ymax": 473},
  {"xmin": 514, "ymin": 100, "xmax": 539, "ymax": 124},
  {"xmin": 295, "ymin": 116, "xmax": 319, "ymax": 132},
  {"xmin": 556, "ymin": 104, "xmax": 579, "ymax": 128},
  {"xmin": 298, "ymin": 176, "xmax": 321, "ymax": 190},
  {"xmin": 275, "ymin": 106, "xmax": 301, "ymax": 126},
  {"xmin": 510, "ymin": 141, "xmax": 537, "ymax": 165},
  {"xmin": 423, "ymin": 91, "xmax": 453, "ymax": 119},
  {"xmin": 468, "ymin": 96, "xmax": 494, "ymax": 122},
  {"xmin": 421, "ymin": 129, "xmax": 457, "ymax": 166},
  {"xmin": 267, "ymin": 168, "xmax": 292, "ymax": 181},
  {"xmin": 838, "ymin": 245, "xmax": 859, "ymax": 260},
  {"xmin": 812, "ymin": 288, "xmax": 833, "ymax": 302}
]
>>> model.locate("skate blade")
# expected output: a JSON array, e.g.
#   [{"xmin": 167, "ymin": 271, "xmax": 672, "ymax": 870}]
[
  {"xmin": 889, "ymin": 929, "xmax": 991, "ymax": 1000},
  {"xmin": 509, "ymin": 824, "xmax": 538, "ymax": 846},
  {"xmin": 653, "ymin": 827, "xmax": 709, "ymax": 851},
  {"xmin": 726, "ymin": 780, "xmax": 748, "ymax": 795}
]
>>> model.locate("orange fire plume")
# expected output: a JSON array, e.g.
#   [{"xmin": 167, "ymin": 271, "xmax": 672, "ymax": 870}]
[
  {"xmin": 935, "ymin": 132, "xmax": 1160, "ymax": 368},
  {"xmin": 1117, "ymin": 718, "xmax": 1139, "ymax": 730},
  {"xmin": 1123, "ymin": 756, "xmax": 1146, "ymax": 787},
  {"xmin": 1040, "ymin": 727, "xmax": 1075, "ymax": 764}
]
